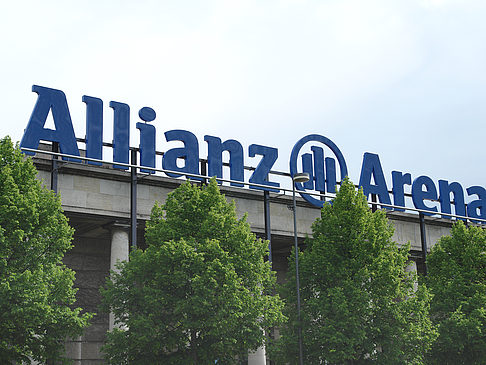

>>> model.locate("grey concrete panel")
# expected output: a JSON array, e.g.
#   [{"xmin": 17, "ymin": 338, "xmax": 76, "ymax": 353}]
[
  {"xmin": 64, "ymin": 338, "xmax": 81, "ymax": 362},
  {"xmin": 81, "ymin": 342, "xmax": 104, "ymax": 361},
  {"xmin": 389, "ymin": 219, "xmax": 422, "ymax": 250},
  {"xmin": 60, "ymin": 190, "xmax": 88, "ymax": 210},
  {"xmin": 269, "ymin": 201, "xmax": 319, "ymax": 237},
  {"xmin": 426, "ymin": 224, "xmax": 452, "ymax": 251},
  {"xmin": 75, "ymin": 288, "xmax": 103, "ymax": 311},
  {"xmin": 137, "ymin": 186, "xmax": 171, "ymax": 218},
  {"xmin": 100, "ymin": 179, "xmax": 129, "ymax": 196},
  {"xmin": 73, "ymin": 175, "xmax": 101, "ymax": 193},
  {"xmin": 86, "ymin": 192, "xmax": 114, "ymax": 212},
  {"xmin": 64, "ymin": 253, "xmax": 109, "ymax": 271},
  {"xmin": 59, "ymin": 174, "xmax": 74, "ymax": 189},
  {"xmin": 83, "ymin": 323, "xmax": 108, "ymax": 342},
  {"xmin": 137, "ymin": 183, "xmax": 150, "ymax": 200},
  {"xmin": 36, "ymin": 170, "xmax": 51, "ymax": 188},
  {"xmin": 71, "ymin": 237, "xmax": 111, "ymax": 255},
  {"xmin": 148, "ymin": 184, "xmax": 169, "ymax": 204},
  {"xmin": 74, "ymin": 271, "xmax": 108, "ymax": 289},
  {"xmin": 112, "ymin": 195, "xmax": 130, "ymax": 214},
  {"xmin": 232, "ymin": 195, "xmax": 264, "ymax": 230}
]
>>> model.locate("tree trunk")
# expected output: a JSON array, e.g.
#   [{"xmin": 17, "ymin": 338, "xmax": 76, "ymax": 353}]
[{"xmin": 191, "ymin": 329, "xmax": 198, "ymax": 364}]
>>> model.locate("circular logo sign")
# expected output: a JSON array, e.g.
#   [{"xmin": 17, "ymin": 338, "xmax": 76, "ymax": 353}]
[{"xmin": 289, "ymin": 134, "xmax": 348, "ymax": 207}]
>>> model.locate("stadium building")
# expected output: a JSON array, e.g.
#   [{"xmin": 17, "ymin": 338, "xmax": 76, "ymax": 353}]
[{"xmin": 20, "ymin": 85, "xmax": 485, "ymax": 364}]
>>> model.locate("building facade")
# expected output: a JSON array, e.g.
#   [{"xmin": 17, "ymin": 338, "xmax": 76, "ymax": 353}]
[{"xmin": 27, "ymin": 144, "xmax": 458, "ymax": 364}]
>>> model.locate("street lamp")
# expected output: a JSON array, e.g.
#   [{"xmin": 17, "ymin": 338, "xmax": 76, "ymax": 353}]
[{"xmin": 292, "ymin": 172, "xmax": 309, "ymax": 365}]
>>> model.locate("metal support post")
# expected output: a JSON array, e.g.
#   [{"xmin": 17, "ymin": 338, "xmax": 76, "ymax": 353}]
[
  {"xmin": 371, "ymin": 193, "xmax": 377, "ymax": 212},
  {"xmin": 130, "ymin": 149, "xmax": 137, "ymax": 250},
  {"xmin": 51, "ymin": 142, "xmax": 59, "ymax": 194},
  {"xmin": 291, "ymin": 173, "xmax": 309, "ymax": 365},
  {"xmin": 263, "ymin": 190, "xmax": 272, "ymax": 265},
  {"xmin": 200, "ymin": 159, "xmax": 208, "ymax": 185},
  {"xmin": 293, "ymin": 185, "xmax": 304, "ymax": 365},
  {"xmin": 419, "ymin": 212, "xmax": 428, "ymax": 276}
]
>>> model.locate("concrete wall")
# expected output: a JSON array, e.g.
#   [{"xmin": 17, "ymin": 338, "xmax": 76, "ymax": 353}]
[{"xmin": 38, "ymin": 161, "xmax": 453, "ymax": 250}]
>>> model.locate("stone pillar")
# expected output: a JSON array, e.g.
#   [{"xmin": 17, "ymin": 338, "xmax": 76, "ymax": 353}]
[
  {"xmin": 248, "ymin": 345, "xmax": 266, "ymax": 365},
  {"xmin": 405, "ymin": 260, "xmax": 418, "ymax": 292},
  {"xmin": 64, "ymin": 336, "xmax": 82, "ymax": 365},
  {"xmin": 109, "ymin": 222, "xmax": 130, "ymax": 331}
]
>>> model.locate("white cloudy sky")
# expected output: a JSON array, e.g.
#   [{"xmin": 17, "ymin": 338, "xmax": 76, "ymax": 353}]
[{"xmin": 0, "ymin": 0, "xmax": 484, "ymax": 192}]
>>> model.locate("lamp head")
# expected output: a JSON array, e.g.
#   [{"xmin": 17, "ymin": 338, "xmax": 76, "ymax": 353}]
[{"xmin": 293, "ymin": 172, "xmax": 310, "ymax": 183}]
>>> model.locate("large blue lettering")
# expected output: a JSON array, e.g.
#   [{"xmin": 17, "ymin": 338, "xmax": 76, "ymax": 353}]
[
  {"xmin": 248, "ymin": 144, "xmax": 279, "ymax": 192},
  {"xmin": 412, "ymin": 176, "xmax": 438, "ymax": 215},
  {"xmin": 325, "ymin": 157, "xmax": 337, "ymax": 193},
  {"xmin": 301, "ymin": 153, "xmax": 314, "ymax": 190},
  {"xmin": 467, "ymin": 186, "xmax": 486, "ymax": 222},
  {"xmin": 358, "ymin": 152, "xmax": 391, "ymax": 208},
  {"xmin": 391, "ymin": 171, "xmax": 411, "ymax": 212},
  {"xmin": 137, "ymin": 107, "xmax": 157, "ymax": 174},
  {"xmin": 204, "ymin": 135, "xmax": 244, "ymax": 187},
  {"xmin": 162, "ymin": 130, "xmax": 200, "ymax": 179},
  {"xmin": 20, "ymin": 85, "xmax": 80, "ymax": 161},
  {"xmin": 83, "ymin": 95, "xmax": 103, "ymax": 166},
  {"xmin": 438, "ymin": 180, "xmax": 466, "ymax": 219},
  {"xmin": 19, "ymin": 86, "xmax": 485, "ymax": 224},
  {"xmin": 110, "ymin": 101, "xmax": 130, "ymax": 170},
  {"xmin": 311, "ymin": 146, "xmax": 325, "ymax": 192}
]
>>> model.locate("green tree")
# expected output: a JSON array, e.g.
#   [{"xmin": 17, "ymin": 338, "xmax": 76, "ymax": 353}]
[
  {"xmin": 0, "ymin": 137, "xmax": 93, "ymax": 364},
  {"xmin": 426, "ymin": 221, "xmax": 486, "ymax": 364},
  {"xmin": 271, "ymin": 178, "xmax": 436, "ymax": 364},
  {"xmin": 101, "ymin": 179, "xmax": 284, "ymax": 364}
]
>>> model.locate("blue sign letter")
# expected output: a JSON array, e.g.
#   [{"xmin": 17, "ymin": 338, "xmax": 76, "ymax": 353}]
[
  {"xmin": 412, "ymin": 176, "xmax": 438, "ymax": 215},
  {"xmin": 249, "ymin": 144, "xmax": 279, "ymax": 192},
  {"xmin": 110, "ymin": 101, "xmax": 130, "ymax": 170},
  {"xmin": 359, "ymin": 152, "xmax": 391, "ymax": 208},
  {"xmin": 162, "ymin": 130, "xmax": 200, "ymax": 179},
  {"xmin": 392, "ymin": 171, "xmax": 411, "ymax": 212},
  {"xmin": 137, "ymin": 107, "xmax": 157, "ymax": 174},
  {"xmin": 204, "ymin": 135, "xmax": 244, "ymax": 186},
  {"xmin": 83, "ymin": 95, "xmax": 103, "ymax": 166},
  {"xmin": 467, "ymin": 186, "xmax": 486, "ymax": 223},
  {"xmin": 438, "ymin": 180, "xmax": 466, "ymax": 219},
  {"xmin": 20, "ymin": 85, "xmax": 80, "ymax": 161}
]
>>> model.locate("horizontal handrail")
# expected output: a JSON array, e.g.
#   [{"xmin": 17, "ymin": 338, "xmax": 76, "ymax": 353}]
[{"xmin": 21, "ymin": 147, "xmax": 486, "ymax": 224}]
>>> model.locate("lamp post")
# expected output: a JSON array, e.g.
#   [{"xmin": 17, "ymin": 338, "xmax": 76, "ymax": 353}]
[{"xmin": 292, "ymin": 172, "xmax": 309, "ymax": 365}]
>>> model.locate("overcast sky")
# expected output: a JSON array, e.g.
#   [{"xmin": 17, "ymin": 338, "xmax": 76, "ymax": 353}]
[{"xmin": 1, "ymin": 0, "xmax": 484, "ymax": 193}]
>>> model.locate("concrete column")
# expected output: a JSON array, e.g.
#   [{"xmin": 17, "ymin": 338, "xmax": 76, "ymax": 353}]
[
  {"xmin": 64, "ymin": 336, "xmax": 82, "ymax": 365},
  {"xmin": 248, "ymin": 345, "xmax": 266, "ymax": 365},
  {"xmin": 405, "ymin": 260, "xmax": 418, "ymax": 292},
  {"xmin": 109, "ymin": 222, "xmax": 130, "ymax": 331}
]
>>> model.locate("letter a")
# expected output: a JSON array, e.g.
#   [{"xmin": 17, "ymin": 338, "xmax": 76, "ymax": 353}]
[
  {"xmin": 20, "ymin": 85, "xmax": 80, "ymax": 160},
  {"xmin": 358, "ymin": 152, "xmax": 391, "ymax": 208}
]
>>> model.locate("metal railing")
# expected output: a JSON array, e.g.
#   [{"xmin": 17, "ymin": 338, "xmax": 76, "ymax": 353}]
[{"xmin": 21, "ymin": 146, "xmax": 486, "ymax": 225}]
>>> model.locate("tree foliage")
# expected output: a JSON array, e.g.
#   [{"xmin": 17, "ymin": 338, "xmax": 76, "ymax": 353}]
[
  {"xmin": 426, "ymin": 221, "xmax": 486, "ymax": 364},
  {"xmin": 271, "ymin": 178, "xmax": 436, "ymax": 364},
  {"xmin": 101, "ymin": 179, "xmax": 284, "ymax": 364},
  {"xmin": 0, "ymin": 137, "xmax": 92, "ymax": 364}
]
